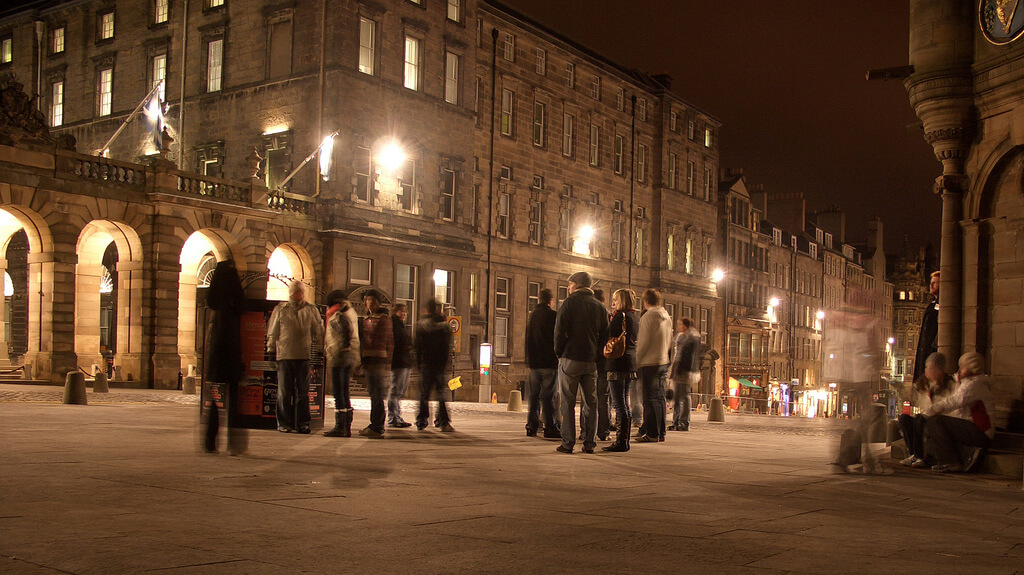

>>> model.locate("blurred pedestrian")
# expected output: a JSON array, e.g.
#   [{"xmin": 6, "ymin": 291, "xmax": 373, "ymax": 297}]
[
  {"xmin": 603, "ymin": 288, "xmax": 638, "ymax": 453},
  {"xmin": 553, "ymin": 271, "xmax": 609, "ymax": 454},
  {"xmin": 203, "ymin": 259, "xmax": 246, "ymax": 454},
  {"xmin": 323, "ymin": 289, "xmax": 360, "ymax": 438},
  {"xmin": 913, "ymin": 271, "xmax": 939, "ymax": 386},
  {"xmin": 668, "ymin": 317, "xmax": 701, "ymax": 432},
  {"xmin": 267, "ymin": 280, "xmax": 324, "ymax": 435},
  {"xmin": 415, "ymin": 299, "xmax": 454, "ymax": 432},
  {"xmin": 525, "ymin": 288, "xmax": 559, "ymax": 438},
  {"xmin": 898, "ymin": 352, "xmax": 954, "ymax": 467},
  {"xmin": 635, "ymin": 289, "xmax": 672, "ymax": 443},
  {"xmin": 388, "ymin": 303, "xmax": 414, "ymax": 428},
  {"xmin": 359, "ymin": 290, "xmax": 392, "ymax": 438},
  {"xmin": 924, "ymin": 352, "xmax": 995, "ymax": 473}
]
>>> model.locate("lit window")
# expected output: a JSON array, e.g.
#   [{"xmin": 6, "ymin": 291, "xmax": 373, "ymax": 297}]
[
  {"xmin": 152, "ymin": 54, "xmax": 167, "ymax": 102},
  {"xmin": 99, "ymin": 11, "xmax": 115, "ymax": 40},
  {"xmin": 589, "ymin": 123, "xmax": 599, "ymax": 167},
  {"xmin": 358, "ymin": 18, "xmax": 375, "ymax": 75},
  {"xmin": 613, "ymin": 134, "xmax": 623, "ymax": 174},
  {"xmin": 0, "ymin": 38, "xmax": 11, "ymax": 64},
  {"xmin": 98, "ymin": 68, "xmax": 113, "ymax": 116},
  {"xmin": 447, "ymin": 0, "xmax": 460, "ymax": 22},
  {"xmin": 705, "ymin": 127, "xmax": 713, "ymax": 147},
  {"xmin": 395, "ymin": 264, "xmax": 418, "ymax": 323},
  {"xmin": 433, "ymin": 269, "xmax": 454, "ymax": 305},
  {"xmin": 209, "ymin": 0, "xmax": 224, "ymax": 7},
  {"xmin": 207, "ymin": 39, "xmax": 223, "ymax": 92},
  {"xmin": 564, "ymin": 62, "xmax": 574, "ymax": 88},
  {"xmin": 562, "ymin": 113, "xmax": 574, "ymax": 157},
  {"xmin": 496, "ymin": 193, "xmax": 510, "ymax": 238},
  {"xmin": 154, "ymin": 0, "xmax": 169, "ymax": 24},
  {"xmin": 502, "ymin": 33, "xmax": 515, "ymax": 61},
  {"xmin": 445, "ymin": 51, "xmax": 459, "ymax": 104},
  {"xmin": 500, "ymin": 89, "xmax": 514, "ymax": 136},
  {"xmin": 534, "ymin": 47, "xmax": 545, "ymax": 75},
  {"xmin": 404, "ymin": 36, "xmax": 420, "ymax": 91},
  {"xmin": 532, "ymin": 101, "xmax": 545, "ymax": 147},
  {"xmin": 52, "ymin": 27, "xmax": 64, "ymax": 54},
  {"xmin": 50, "ymin": 81, "xmax": 63, "ymax": 127}
]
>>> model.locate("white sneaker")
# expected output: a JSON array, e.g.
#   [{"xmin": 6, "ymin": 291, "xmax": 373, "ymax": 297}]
[
  {"xmin": 911, "ymin": 457, "xmax": 929, "ymax": 468},
  {"xmin": 899, "ymin": 455, "xmax": 917, "ymax": 467}
]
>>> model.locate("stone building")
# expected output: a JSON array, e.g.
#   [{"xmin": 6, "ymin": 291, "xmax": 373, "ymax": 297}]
[
  {"xmin": 889, "ymin": 243, "xmax": 934, "ymax": 399},
  {"xmin": 0, "ymin": 0, "xmax": 722, "ymax": 394},
  {"xmin": 904, "ymin": 0, "xmax": 1024, "ymax": 423}
]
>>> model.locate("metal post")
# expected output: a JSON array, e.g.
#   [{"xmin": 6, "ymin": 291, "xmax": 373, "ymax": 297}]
[
  {"xmin": 627, "ymin": 95, "xmax": 636, "ymax": 289},
  {"xmin": 484, "ymin": 28, "xmax": 498, "ymax": 344},
  {"xmin": 177, "ymin": 0, "xmax": 189, "ymax": 168}
]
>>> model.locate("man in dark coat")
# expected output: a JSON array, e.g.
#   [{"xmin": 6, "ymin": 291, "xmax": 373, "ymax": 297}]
[
  {"xmin": 914, "ymin": 271, "xmax": 940, "ymax": 384},
  {"xmin": 553, "ymin": 271, "xmax": 609, "ymax": 454},
  {"xmin": 203, "ymin": 259, "xmax": 246, "ymax": 455},
  {"xmin": 525, "ymin": 288, "xmax": 558, "ymax": 437},
  {"xmin": 414, "ymin": 299, "xmax": 454, "ymax": 432},
  {"xmin": 387, "ymin": 304, "xmax": 414, "ymax": 428}
]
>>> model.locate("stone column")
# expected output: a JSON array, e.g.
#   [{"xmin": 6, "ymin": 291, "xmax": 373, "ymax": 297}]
[
  {"xmin": 960, "ymin": 219, "xmax": 980, "ymax": 352},
  {"xmin": 936, "ymin": 174, "xmax": 967, "ymax": 364},
  {"xmin": 0, "ymin": 257, "xmax": 10, "ymax": 367},
  {"xmin": 114, "ymin": 259, "xmax": 145, "ymax": 383},
  {"xmin": 24, "ymin": 251, "xmax": 78, "ymax": 382}
]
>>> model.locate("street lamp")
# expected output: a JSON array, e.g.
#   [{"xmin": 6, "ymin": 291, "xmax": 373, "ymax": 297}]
[
  {"xmin": 573, "ymin": 224, "xmax": 595, "ymax": 255},
  {"xmin": 376, "ymin": 140, "xmax": 406, "ymax": 172},
  {"xmin": 712, "ymin": 268, "xmax": 725, "ymax": 283}
]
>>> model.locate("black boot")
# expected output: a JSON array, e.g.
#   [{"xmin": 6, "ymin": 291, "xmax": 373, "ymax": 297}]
[
  {"xmin": 323, "ymin": 410, "xmax": 346, "ymax": 437},
  {"xmin": 603, "ymin": 415, "xmax": 631, "ymax": 452},
  {"xmin": 339, "ymin": 409, "xmax": 352, "ymax": 437}
]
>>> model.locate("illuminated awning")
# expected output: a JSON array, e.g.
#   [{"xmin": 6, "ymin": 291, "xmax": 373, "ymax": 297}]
[{"xmin": 737, "ymin": 378, "xmax": 759, "ymax": 389}]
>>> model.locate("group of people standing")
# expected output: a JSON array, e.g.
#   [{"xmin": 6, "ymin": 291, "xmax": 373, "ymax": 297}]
[
  {"xmin": 525, "ymin": 271, "xmax": 703, "ymax": 454},
  {"xmin": 260, "ymin": 281, "xmax": 453, "ymax": 442}
]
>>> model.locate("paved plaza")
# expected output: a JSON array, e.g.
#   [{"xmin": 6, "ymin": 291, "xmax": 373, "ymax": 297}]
[{"xmin": 1, "ymin": 384, "xmax": 1022, "ymax": 574}]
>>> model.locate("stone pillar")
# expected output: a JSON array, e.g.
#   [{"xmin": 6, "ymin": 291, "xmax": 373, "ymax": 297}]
[
  {"xmin": 24, "ymin": 252, "xmax": 78, "ymax": 382},
  {"xmin": 113, "ymin": 259, "xmax": 145, "ymax": 383},
  {"xmin": 148, "ymin": 235, "xmax": 188, "ymax": 390},
  {"xmin": 936, "ymin": 175, "xmax": 967, "ymax": 363},
  {"xmin": 960, "ymin": 219, "xmax": 981, "ymax": 352},
  {"xmin": 0, "ymin": 257, "xmax": 10, "ymax": 366}
]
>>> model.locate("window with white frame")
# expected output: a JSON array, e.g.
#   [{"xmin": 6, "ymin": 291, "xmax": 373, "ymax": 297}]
[
  {"xmin": 589, "ymin": 123, "xmax": 599, "ymax": 166},
  {"xmin": 358, "ymin": 17, "xmax": 375, "ymax": 75},
  {"xmin": 534, "ymin": 47, "xmax": 545, "ymax": 75},
  {"xmin": 564, "ymin": 62, "xmax": 574, "ymax": 88},
  {"xmin": 687, "ymin": 120, "xmax": 695, "ymax": 139},
  {"xmin": 562, "ymin": 112, "xmax": 574, "ymax": 157},
  {"xmin": 99, "ymin": 11, "xmax": 115, "ymax": 40},
  {"xmin": 349, "ymin": 256, "xmax": 372, "ymax": 285},
  {"xmin": 209, "ymin": 0, "xmax": 225, "ymax": 7},
  {"xmin": 447, "ymin": 0, "xmax": 460, "ymax": 22},
  {"xmin": 686, "ymin": 160, "xmax": 695, "ymax": 194},
  {"xmin": 50, "ymin": 81, "xmax": 63, "ymax": 127},
  {"xmin": 532, "ymin": 101, "xmax": 545, "ymax": 147},
  {"xmin": 611, "ymin": 219, "xmax": 622, "ymax": 261},
  {"xmin": 395, "ymin": 264, "xmax": 417, "ymax": 323},
  {"xmin": 634, "ymin": 226, "xmax": 644, "ymax": 265},
  {"xmin": 444, "ymin": 51, "xmax": 459, "ymax": 104},
  {"xmin": 404, "ymin": 36, "xmax": 420, "ymax": 90},
  {"xmin": 501, "ymin": 89, "xmax": 514, "ymax": 136},
  {"xmin": 531, "ymin": 174, "xmax": 544, "ymax": 189},
  {"xmin": 499, "ymin": 165, "xmax": 512, "ymax": 180},
  {"xmin": 613, "ymin": 134, "xmax": 623, "ymax": 174},
  {"xmin": 433, "ymin": 269, "xmax": 454, "ymax": 305},
  {"xmin": 616, "ymin": 87, "xmax": 623, "ymax": 111},
  {"xmin": 354, "ymin": 145, "xmax": 371, "ymax": 202},
  {"xmin": 700, "ymin": 307, "xmax": 709, "ymax": 342},
  {"xmin": 670, "ymin": 110, "xmax": 677, "ymax": 131},
  {"xmin": 206, "ymin": 38, "xmax": 223, "ymax": 92},
  {"xmin": 152, "ymin": 53, "xmax": 167, "ymax": 102},
  {"xmin": 502, "ymin": 32, "xmax": 515, "ymax": 61},
  {"xmin": 154, "ymin": 0, "xmax": 169, "ymax": 24},
  {"xmin": 590, "ymin": 75, "xmax": 600, "ymax": 99},
  {"xmin": 0, "ymin": 37, "xmax": 10, "ymax": 64},
  {"xmin": 98, "ymin": 67, "xmax": 113, "ymax": 116},
  {"xmin": 705, "ymin": 127, "xmax": 713, "ymax": 147},
  {"xmin": 527, "ymin": 281, "xmax": 541, "ymax": 310},
  {"xmin": 496, "ymin": 193, "xmax": 510, "ymax": 238},
  {"xmin": 638, "ymin": 97, "xmax": 646, "ymax": 121},
  {"xmin": 685, "ymin": 238, "xmax": 694, "ymax": 274},
  {"xmin": 441, "ymin": 168, "xmax": 456, "ymax": 221},
  {"xmin": 559, "ymin": 206, "xmax": 571, "ymax": 250},
  {"xmin": 51, "ymin": 27, "xmax": 64, "ymax": 54},
  {"xmin": 667, "ymin": 235, "xmax": 675, "ymax": 270},
  {"xmin": 529, "ymin": 200, "xmax": 542, "ymax": 245},
  {"xmin": 494, "ymin": 316, "xmax": 508, "ymax": 356},
  {"xmin": 668, "ymin": 153, "xmax": 678, "ymax": 189},
  {"xmin": 495, "ymin": 276, "xmax": 510, "ymax": 311},
  {"xmin": 637, "ymin": 144, "xmax": 647, "ymax": 183}
]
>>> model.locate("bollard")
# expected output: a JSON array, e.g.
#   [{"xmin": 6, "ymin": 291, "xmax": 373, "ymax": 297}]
[
  {"xmin": 63, "ymin": 371, "xmax": 87, "ymax": 405},
  {"xmin": 92, "ymin": 371, "xmax": 109, "ymax": 393},
  {"xmin": 182, "ymin": 375, "xmax": 197, "ymax": 395},
  {"xmin": 113, "ymin": 366, "xmax": 123, "ymax": 381},
  {"xmin": 22, "ymin": 363, "xmax": 32, "ymax": 380},
  {"xmin": 707, "ymin": 396, "xmax": 725, "ymax": 422},
  {"xmin": 885, "ymin": 418, "xmax": 901, "ymax": 445},
  {"xmin": 507, "ymin": 389, "xmax": 523, "ymax": 412},
  {"xmin": 188, "ymin": 364, "xmax": 198, "ymax": 377},
  {"xmin": 491, "ymin": 392, "xmax": 498, "ymax": 404}
]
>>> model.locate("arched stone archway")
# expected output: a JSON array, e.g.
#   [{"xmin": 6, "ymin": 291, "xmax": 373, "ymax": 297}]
[
  {"xmin": 75, "ymin": 220, "xmax": 144, "ymax": 380},
  {"xmin": 0, "ymin": 205, "xmax": 56, "ymax": 376},
  {"xmin": 266, "ymin": 243, "xmax": 316, "ymax": 301},
  {"xmin": 177, "ymin": 229, "xmax": 247, "ymax": 373}
]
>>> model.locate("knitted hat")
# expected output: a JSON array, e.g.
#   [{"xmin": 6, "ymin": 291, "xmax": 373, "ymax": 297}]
[
  {"xmin": 567, "ymin": 271, "xmax": 592, "ymax": 288},
  {"xmin": 325, "ymin": 289, "xmax": 348, "ymax": 307},
  {"xmin": 958, "ymin": 351, "xmax": 985, "ymax": 376}
]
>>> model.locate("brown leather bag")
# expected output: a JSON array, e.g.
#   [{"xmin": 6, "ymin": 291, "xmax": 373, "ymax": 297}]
[{"xmin": 603, "ymin": 327, "xmax": 626, "ymax": 359}]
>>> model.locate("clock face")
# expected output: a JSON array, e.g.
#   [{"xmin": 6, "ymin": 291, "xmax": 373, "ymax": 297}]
[{"xmin": 981, "ymin": 0, "xmax": 1024, "ymax": 45}]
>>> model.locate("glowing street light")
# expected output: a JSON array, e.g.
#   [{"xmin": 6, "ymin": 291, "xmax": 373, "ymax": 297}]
[
  {"xmin": 816, "ymin": 310, "xmax": 826, "ymax": 320},
  {"xmin": 572, "ymin": 224, "xmax": 595, "ymax": 256},
  {"xmin": 711, "ymin": 268, "xmax": 725, "ymax": 283},
  {"xmin": 376, "ymin": 141, "xmax": 406, "ymax": 172},
  {"xmin": 318, "ymin": 134, "xmax": 335, "ymax": 181},
  {"xmin": 578, "ymin": 224, "xmax": 595, "ymax": 243},
  {"xmin": 769, "ymin": 297, "xmax": 780, "ymax": 308}
]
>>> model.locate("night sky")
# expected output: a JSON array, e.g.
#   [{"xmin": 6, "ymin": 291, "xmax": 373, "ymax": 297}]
[{"xmin": 500, "ymin": 0, "xmax": 940, "ymax": 257}]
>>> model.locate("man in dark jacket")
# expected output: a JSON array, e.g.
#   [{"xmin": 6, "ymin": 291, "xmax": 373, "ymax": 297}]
[
  {"xmin": 913, "ymin": 271, "xmax": 939, "ymax": 385},
  {"xmin": 359, "ymin": 290, "xmax": 392, "ymax": 438},
  {"xmin": 525, "ymin": 288, "xmax": 559, "ymax": 438},
  {"xmin": 554, "ymin": 271, "xmax": 609, "ymax": 454},
  {"xmin": 414, "ymin": 299, "xmax": 455, "ymax": 432},
  {"xmin": 669, "ymin": 317, "xmax": 701, "ymax": 432},
  {"xmin": 387, "ymin": 304, "xmax": 413, "ymax": 428}
]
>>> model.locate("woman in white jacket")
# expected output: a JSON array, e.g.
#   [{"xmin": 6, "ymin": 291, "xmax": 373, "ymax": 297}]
[{"xmin": 924, "ymin": 351, "xmax": 995, "ymax": 472}]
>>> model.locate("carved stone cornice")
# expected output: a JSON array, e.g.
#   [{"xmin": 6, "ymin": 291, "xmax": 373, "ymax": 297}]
[
  {"xmin": 923, "ymin": 127, "xmax": 970, "ymax": 145},
  {"xmin": 933, "ymin": 173, "xmax": 970, "ymax": 196}
]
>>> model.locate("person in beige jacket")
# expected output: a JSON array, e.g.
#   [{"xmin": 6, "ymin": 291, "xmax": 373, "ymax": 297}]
[
  {"xmin": 266, "ymin": 280, "xmax": 324, "ymax": 434},
  {"xmin": 635, "ymin": 289, "xmax": 673, "ymax": 442}
]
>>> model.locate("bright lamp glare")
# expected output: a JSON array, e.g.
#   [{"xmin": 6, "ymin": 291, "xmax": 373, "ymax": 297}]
[
  {"xmin": 769, "ymin": 297, "xmax": 780, "ymax": 307},
  {"xmin": 578, "ymin": 224, "xmax": 595, "ymax": 242},
  {"xmin": 816, "ymin": 310, "xmax": 825, "ymax": 320},
  {"xmin": 377, "ymin": 142, "xmax": 406, "ymax": 171},
  {"xmin": 319, "ymin": 135, "xmax": 335, "ymax": 181},
  {"xmin": 711, "ymin": 269, "xmax": 725, "ymax": 283},
  {"xmin": 144, "ymin": 96, "xmax": 161, "ymax": 121}
]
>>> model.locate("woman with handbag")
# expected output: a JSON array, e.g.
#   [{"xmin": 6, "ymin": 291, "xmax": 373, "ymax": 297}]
[{"xmin": 603, "ymin": 288, "xmax": 639, "ymax": 452}]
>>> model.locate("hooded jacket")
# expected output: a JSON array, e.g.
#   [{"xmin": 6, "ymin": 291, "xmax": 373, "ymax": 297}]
[
  {"xmin": 325, "ymin": 302, "xmax": 360, "ymax": 367},
  {"xmin": 553, "ymin": 287, "xmax": 609, "ymax": 362},
  {"xmin": 636, "ymin": 306, "xmax": 672, "ymax": 368},
  {"xmin": 267, "ymin": 299, "xmax": 324, "ymax": 361},
  {"xmin": 414, "ymin": 313, "xmax": 452, "ymax": 372},
  {"xmin": 525, "ymin": 303, "xmax": 558, "ymax": 369},
  {"xmin": 670, "ymin": 328, "xmax": 701, "ymax": 378}
]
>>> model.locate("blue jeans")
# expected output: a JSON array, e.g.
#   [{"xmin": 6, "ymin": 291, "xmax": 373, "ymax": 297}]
[
  {"xmin": 672, "ymin": 378, "xmax": 692, "ymax": 430},
  {"xmin": 276, "ymin": 359, "xmax": 310, "ymax": 430},
  {"xmin": 388, "ymin": 367, "xmax": 410, "ymax": 424},
  {"xmin": 417, "ymin": 367, "xmax": 450, "ymax": 427},
  {"xmin": 898, "ymin": 413, "xmax": 927, "ymax": 459},
  {"xmin": 330, "ymin": 363, "xmax": 352, "ymax": 411},
  {"xmin": 558, "ymin": 358, "xmax": 597, "ymax": 451},
  {"xmin": 608, "ymin": 371, "xmax": 632, "ymax": 442},
  {"xmin": 364, "ymin": 366, "xmax": 389, "ymax": 433},
  {"xmin": 640, "ymin": 364, "xmax": 668, "ymax": 440},
  {"xmin": 526, "ymin": 368, "xmax": 558, "ymax": 433},
  {"xmin": 630, "ymin": 378, "xmax": 643, "ymax": 427}
]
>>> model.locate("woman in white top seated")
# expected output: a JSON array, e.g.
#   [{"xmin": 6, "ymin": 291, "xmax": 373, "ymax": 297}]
[{"xmin": 899, "ymin": 352, "xmax": 955, "ymax": 468}]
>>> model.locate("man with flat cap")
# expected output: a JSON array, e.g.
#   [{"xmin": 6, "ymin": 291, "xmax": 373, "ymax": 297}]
[{"xmin": 553, "ymin": 271, "xmax": 609, "ymax": 454}]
